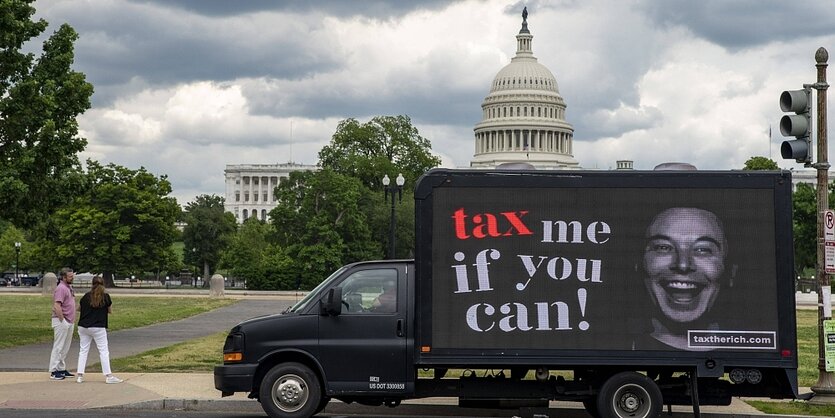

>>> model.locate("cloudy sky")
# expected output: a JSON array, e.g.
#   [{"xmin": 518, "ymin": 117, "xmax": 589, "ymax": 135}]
[{"xmin": 31, "ymin": 0, "xmax": 835, "ymax": 204}]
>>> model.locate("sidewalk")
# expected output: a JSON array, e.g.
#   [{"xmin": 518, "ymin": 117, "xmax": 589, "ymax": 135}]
[{"xmin": 0, "ymin": 372, "xmax": 257, "ymax": 411}]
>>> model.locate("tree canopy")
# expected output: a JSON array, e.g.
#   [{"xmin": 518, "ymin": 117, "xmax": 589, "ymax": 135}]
[
  {"xmin": 268, "ymin": 169, "xmax": 381, "ymax": 289},
  {"xmin": 182, "ymin": 194, "xmax": 237, "ymax": 280},
  {"xmin": 743, "ymin": 156, "xmax": 779, "ymax": 170},
  {"xmin": 0, "ymin": 226, "xmax": 30, "ymax": 274},
  {"xmin": 318, "ymin": 115, "xmax": 441, "ymax": 190},
  {"xmin": 220, "ymin": 218, "xmax": 275, "ymax": 289},
  {"xmin": 0, "ymin": 1, "xmax": 93, "ymax": 227},
  {"xmin": 52, "ymin": 161, "xmax": 180, "ymax": 286}
]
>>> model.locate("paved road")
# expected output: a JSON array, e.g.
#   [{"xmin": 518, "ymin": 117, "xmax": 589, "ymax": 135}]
[
  {"xmin": 0, "ymin": 410, "xmax": 266, "ymax": 418},
  {"xmin": 0, "ymin": 297, "xmax": 293, "ymax": 372}
]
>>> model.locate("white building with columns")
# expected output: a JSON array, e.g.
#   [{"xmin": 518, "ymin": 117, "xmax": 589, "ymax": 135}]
[
  {"xmin": 470, "ymin": 8, "xmax": 579, "ymax": 169},
  {"xmin": 224, "ymin": 163, "xmax": 317, "ymax": 223}
]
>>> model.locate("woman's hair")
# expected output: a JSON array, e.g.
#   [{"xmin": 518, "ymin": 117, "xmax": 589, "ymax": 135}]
[{"xmin": 90, "ymin": 275, "xmax": 106, "ymax": 308}]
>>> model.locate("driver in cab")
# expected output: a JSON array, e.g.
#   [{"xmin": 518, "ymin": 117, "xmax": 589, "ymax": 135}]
[{"xmin": 371, "ymin": 278, "xmax": 396, "ymax": 313}]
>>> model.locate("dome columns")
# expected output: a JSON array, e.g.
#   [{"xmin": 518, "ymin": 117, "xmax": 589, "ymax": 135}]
[{"xmin": 475, "ymin": 129, "xmax": 571, "ymax": 154}]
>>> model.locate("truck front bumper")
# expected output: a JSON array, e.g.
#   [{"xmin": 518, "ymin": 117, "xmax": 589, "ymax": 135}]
[{"xmin": 214, "ymin": 363, "xmax": 258, "ymax": 394}]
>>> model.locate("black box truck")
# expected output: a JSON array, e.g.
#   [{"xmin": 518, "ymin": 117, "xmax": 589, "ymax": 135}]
[{"xmin": 215, "ymin": 168, "xmax": 799, "ymax": 418}]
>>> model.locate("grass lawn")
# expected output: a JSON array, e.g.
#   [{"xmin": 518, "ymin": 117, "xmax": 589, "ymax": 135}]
[
  {"xmin": 743, "ymin": 308, "xmax": 835, "ymax": 416},
  {"xmin": 748, "ymin": 399, "xmax": 835, "ymax": 416},
  {"xmin": 0, "ymin": 294, "xmax": 236, "ymax": 349},
  {"xmin": 795, "ymin": 309, "xmax": 819, "ymax": 387},
  {"xmin": 89, "ymin": 331, "xmax": 228, "ymax": 373}
]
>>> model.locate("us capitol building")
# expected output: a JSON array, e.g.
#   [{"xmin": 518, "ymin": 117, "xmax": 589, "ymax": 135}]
[
  {"xmin": 223, "ymin": 9, "xmax": 618, "ymax": 222},
  {"xmin": 470, "ymin": 8, "xmax": 580, "ymax": 169}
]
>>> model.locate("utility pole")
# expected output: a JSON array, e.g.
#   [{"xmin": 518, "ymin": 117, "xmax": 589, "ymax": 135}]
[{"xmin": 811, "ymin": 47, "xmax": 833, "ymax": 403}]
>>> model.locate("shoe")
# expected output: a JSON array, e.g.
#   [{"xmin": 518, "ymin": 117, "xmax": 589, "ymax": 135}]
[
  {"xmin": 50, "ymin": 371, "xmax": 65, "ymax": 380},
  {"xmin": 105, "ymin": 375, "xmax": 123, "ymax": 384},
  {"xmin": 76, "ymin": 375, "xmax": 83, "ymax": 383},
  {"xmin": 61, "ymin": 370, "xmax": 74, "ymax": 377}
]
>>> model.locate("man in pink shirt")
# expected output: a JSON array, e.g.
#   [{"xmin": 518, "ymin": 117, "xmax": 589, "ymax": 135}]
[{"xmin": 49, "ymin": 268, "xmax": 76, "ymax": 380}]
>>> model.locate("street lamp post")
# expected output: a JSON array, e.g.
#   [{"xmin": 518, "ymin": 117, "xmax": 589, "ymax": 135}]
[
  {"xmin": 192, "ymin": 248, "xmax": 197, "ymax": 287},
  {"xmin": 382, "ymin": 174, "xmax": 405, "ymax": 259},
  {"xmin": 14, "ymin": 242, "xmax": 21, "ymax": 286},
  {"xmin": 811, "ymin": 47, "xmax": 835, "ymax": 403}
]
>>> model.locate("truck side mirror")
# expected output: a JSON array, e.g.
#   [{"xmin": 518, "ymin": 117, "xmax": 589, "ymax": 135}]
[{"xmin": 320, "ymin": 287, "xmax": 343, "ymax": 316}]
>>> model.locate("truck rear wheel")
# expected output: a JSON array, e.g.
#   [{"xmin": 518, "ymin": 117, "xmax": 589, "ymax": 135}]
[
  {"xmin": 260, "ymin": 362, "xmax": 322, "ymax": 418},
  {"xmin": 596, "ymin": 371, "xmax": 661, "ymax": 418}
]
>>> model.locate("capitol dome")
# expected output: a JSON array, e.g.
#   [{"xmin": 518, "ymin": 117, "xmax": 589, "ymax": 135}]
[
  {"xmin": 470, "ymin": 8, "xmax": 579, "ymax": 169},
  {"xmin": 491, "ymin": 56, "xmax": 559, "ymax": 95}
]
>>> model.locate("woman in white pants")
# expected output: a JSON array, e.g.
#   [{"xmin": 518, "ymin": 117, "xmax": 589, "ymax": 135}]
[{"xmin": 76, "ymin": 275, "xmax": 122, "ymax": 384}]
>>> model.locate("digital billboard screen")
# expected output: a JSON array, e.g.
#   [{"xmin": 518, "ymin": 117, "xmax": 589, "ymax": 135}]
[{"xmin": 429, "ymin": 185, "xmax": 779, "ymax": 352}]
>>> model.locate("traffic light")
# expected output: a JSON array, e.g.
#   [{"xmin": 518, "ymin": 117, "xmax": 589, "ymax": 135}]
[{"xmin": 779, "ymin": 87, "xmax": 812, "ymax": 164}]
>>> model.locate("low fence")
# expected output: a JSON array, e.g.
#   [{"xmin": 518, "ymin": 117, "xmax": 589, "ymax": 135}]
[
  {"xmin": 796, "ymin": 278, "xmax": 816, "ymax": 293},
  {"xmin": 70, "ymin": 278, "xmax": 247, "ymax": 289}
]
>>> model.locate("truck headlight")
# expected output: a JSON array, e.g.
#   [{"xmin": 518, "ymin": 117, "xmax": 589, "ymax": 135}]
[{"xmin": 222, "ymin": 332, "xmax": 244, "ymax": 363}]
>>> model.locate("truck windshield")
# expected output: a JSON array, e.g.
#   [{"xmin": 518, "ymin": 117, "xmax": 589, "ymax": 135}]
[{"xmin": 283, "ymin": 266, "xmax": 348, "ymax": 313}]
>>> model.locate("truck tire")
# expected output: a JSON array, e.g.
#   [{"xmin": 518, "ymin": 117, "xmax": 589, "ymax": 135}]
[
  {"xmin": 260, "ymin": 362, "xmax": 322, "ymax": 418},
  {"xmin": 596, "ymin": 371, "xmax": 661, "ymax": 418}
]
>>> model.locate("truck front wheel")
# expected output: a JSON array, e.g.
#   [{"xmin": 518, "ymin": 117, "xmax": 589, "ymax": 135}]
[
  {"xmin": 260, "ymin": 362, "xmax": 322, "ymax": 418},
  {"xmin": 596, "ymin": 371, "xmax": 661, "ymax": 418}
]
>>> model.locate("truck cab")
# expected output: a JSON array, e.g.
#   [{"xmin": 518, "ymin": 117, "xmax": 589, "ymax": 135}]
[{"xmin": 214, "ymin": 260, "xmax": 414, "ymax": 417}]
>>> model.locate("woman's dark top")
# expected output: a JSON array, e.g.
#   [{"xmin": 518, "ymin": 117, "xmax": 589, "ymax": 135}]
[{"xmin": 78, "ymin": 292, "xmax": 112, "ymax": 328}]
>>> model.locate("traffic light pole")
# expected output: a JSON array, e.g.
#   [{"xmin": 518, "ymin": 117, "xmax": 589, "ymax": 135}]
[{"xmin": 811, "ymin": 47, "xmax": 833, "ymax": 403}]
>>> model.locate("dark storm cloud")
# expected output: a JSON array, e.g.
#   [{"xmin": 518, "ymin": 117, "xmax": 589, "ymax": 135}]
[
  {"xmin": 242, "ymin": 78, "xmax": 484, "ymax": 127},
  {"xmin": 127, "ymin": 0, "xmax": 458, "ymax": 18},
  {"xmin": 39, "ymin": 0, "xmax": 497, "ymax": 122},
  {"xmin": 37, "ymin": 1, "xmax": 346, "ymax": 107},
  {"xmin": 76, "ymin": 31, "xmax": 339, "ymax": 106},
  {"xmin": 640, "ymin": 0, "xmax": 835, "ymax": 49}
]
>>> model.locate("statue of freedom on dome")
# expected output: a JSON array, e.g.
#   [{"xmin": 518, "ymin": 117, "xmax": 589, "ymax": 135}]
[{"xmin": 522, "ymin": 7, "xmax": 528, "ymax": 22}]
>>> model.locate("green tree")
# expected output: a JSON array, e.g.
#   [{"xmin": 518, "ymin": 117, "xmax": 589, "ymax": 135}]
[
  {"xmin": 791, "ymin": 182, "xmax": 835, "ymax": 274},
  {"xmin": 743, "ymin": 156, "xmax": 779, "ymax": 170},
  {"xmin": 25, "ymin": 216, "xmax": 64, "ymax": 274},
  {"xmin": 0, "ymin": 226, "xmax": 35, "ymax": 277},
  {"xmin": 371, "ymin": 189, "xmax": 415, "ymax": 259},
  {"xmin": 793, "ymin": 183, "xmax": 817, "ymax": 274},
  {"xmin": 52, "ymin": 161, "xmax": 180, "ymax": 287},
  {"xmin": 260, "ymin": 246, "xmax": 297, "ymax": 290},
  {"xmin": 182, "ymin": 194, "xmax": 237, "ymax": 282},
  {"xmin": 318, "ymin": 115, "xmax": 439, "ymax": 258},
  {"xmin": 269, "ymin": 169, "xmax": 381, "ymax": 289},
  {"xmin": 0, "ymin": 1, "xmax": 93, "ymax": 227},
  {"xmin": 220, "ymin": 218, "xmax": 271, "ymax": 288},
  {"xmin": 318, "ymin": 115, "xmax": 441, "ymax": 190}
]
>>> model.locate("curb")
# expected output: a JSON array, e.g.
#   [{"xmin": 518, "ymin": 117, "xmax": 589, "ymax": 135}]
[
  {"xmin": 113, "ymin": 399, "xmax": 263, "ymax": 412},
  {"xmin": 103, "ymin": 398, "xmax": 820, "ymax": 418}
]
